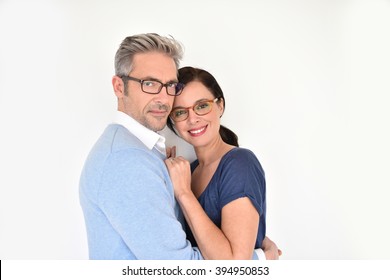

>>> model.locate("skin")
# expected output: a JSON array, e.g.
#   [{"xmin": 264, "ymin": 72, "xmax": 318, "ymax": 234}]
[
  {"xmin": 112, "ymin": 51, "xmax": 178, "ymax": 132},
  {"xmin": 165, "ymin": 81, "xmax": 280, "ymax": 259}
]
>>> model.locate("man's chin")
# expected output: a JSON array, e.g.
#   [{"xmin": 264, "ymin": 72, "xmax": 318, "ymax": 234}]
[{"xmin": 147, "ymin": 117, "xmax": 168, "ymax": 132}]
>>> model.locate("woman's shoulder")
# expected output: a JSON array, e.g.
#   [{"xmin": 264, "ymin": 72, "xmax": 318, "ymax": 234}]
[
  {"xmin": 222, "ymin": 147, "xmax": 258, "ymax": 163},
  {"xmin": 219, "ymin": 147, "xmax": 264, "ymax": 175}
]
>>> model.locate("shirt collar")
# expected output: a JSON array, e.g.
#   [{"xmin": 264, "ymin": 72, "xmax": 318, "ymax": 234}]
[{"xmin": 114, "ymin": 111, "xmax": 166, "ymax": 156}]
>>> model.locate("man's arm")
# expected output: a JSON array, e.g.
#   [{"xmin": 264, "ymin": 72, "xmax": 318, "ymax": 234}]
[
  {"xmin": 261, "ymin": 236, "xmax": 282, "ymax": 260},
  {"xmin": 100, "ymin": 149, "xmax": 203, "ymax": 259}
]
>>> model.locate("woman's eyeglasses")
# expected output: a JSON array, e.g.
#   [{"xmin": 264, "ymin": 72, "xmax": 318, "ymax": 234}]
[{"xmin": 170, "ymin": 98, "xmax": 219, "ymax": 122}]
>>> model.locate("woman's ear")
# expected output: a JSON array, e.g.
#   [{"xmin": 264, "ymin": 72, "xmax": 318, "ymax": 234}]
[
  {"xmin": 112, "ymin": 76, "xmax": 125, "ymax": 98},
  {"xmin": 217, "ymin": 98, "xmax": 225, "ymax": 117}
]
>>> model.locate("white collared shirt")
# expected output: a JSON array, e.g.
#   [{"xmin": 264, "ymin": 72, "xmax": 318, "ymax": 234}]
[{"xmin": 114, "ymin": 111, "xmax": 167, "ymax": 156}]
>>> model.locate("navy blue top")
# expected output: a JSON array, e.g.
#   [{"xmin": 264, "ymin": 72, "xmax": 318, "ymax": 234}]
[{"xmin": 186, "ymin": 147, "xmax": 266, "ymax": 249}]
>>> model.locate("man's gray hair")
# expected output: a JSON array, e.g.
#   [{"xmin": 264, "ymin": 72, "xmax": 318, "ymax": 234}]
[{"xmin": 114, "ymin": 33, "xmax": 184, "ymax": 76}]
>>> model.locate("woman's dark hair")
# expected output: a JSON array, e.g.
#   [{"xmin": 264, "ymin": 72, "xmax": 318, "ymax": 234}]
[{"xmin": 167, "ymin": 66, "xmax": 239, "ymax": 147}]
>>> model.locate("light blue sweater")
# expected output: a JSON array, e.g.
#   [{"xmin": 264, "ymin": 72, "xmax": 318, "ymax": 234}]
[{"xmin": 79, "ymin": 124, "xmax": 203, "ymax": 259}]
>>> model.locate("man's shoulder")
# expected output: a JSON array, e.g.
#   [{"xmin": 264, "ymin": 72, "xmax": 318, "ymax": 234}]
[{"xmin": 103, "ymin": 124, "xmax": 147, "ymax": 151}]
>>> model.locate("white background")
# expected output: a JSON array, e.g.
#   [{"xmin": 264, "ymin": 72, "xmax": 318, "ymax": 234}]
[{"xmin": 1, "ymin": 0, "xmax": 389, "ymax": 259}]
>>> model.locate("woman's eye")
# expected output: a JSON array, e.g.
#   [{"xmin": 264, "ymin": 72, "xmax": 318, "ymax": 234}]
[
  {"xmin": 175, "ymin": 110, "xmax": 187, "ymax": 116},
  {"xmin": 196, "ymin": 102, "xmax": 210, "ymax": 110}
]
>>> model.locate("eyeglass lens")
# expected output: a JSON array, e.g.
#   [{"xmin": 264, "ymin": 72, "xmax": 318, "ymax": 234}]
[
  {"xmin": 171, "ymin": 100, "xmax": 214, "ymax": 121},
  {"xmin": 141, "ymin": 80, "xmax": 182, "ymax": 96}
]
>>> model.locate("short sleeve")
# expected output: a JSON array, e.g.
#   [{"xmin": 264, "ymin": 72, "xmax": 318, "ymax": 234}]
[{"xmin": 217, "ymin": 149, "xmax": 266, "ymax": 216}]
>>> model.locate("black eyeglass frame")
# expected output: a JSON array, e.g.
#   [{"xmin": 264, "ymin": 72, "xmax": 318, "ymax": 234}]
[{"xmin": 120, "ymin": 75, "xmax": 184, "ymax": 96}]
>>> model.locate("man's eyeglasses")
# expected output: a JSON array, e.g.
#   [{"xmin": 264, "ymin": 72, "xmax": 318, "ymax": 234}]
[
  {"xmin": 120, "ymin": 76, "xmax": 184, "ymax": 96},
  {"xmin": 170, "ymin": 98, "xmax": 219, "ymax": 122}
]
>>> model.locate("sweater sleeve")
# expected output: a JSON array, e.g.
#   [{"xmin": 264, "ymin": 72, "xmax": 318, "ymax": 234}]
[{"xmin": 99, "ymin": 148, "xmax": 203, "ymax": 260}]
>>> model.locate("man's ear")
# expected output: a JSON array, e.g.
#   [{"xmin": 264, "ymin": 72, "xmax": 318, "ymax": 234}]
[{"xmin": 112, "ymin": 76, "xmax": 125, "ymax": 98}]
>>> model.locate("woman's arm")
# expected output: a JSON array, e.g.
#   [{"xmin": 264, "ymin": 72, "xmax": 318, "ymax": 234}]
[
  {"xmin": 165, "ymin": 156, "xmax": 258, "ymax": 259},
  {"xmin": 220, "ymin": 197, "xmax": 260, "ymax": 259}
]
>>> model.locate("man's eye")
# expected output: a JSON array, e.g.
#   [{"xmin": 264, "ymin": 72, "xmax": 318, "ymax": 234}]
[
  {"xmin": 143, "ymin": 81, "xmax": 156, "ymax": 87},
  {"xmin": 166, "ymin": 82, "xmax": 177, "ymax": 88}
]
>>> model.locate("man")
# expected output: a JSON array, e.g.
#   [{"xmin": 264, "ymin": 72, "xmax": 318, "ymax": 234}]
[{"xmin": 79, "ymin": 33, "xmax": 279, "ymax": 259}]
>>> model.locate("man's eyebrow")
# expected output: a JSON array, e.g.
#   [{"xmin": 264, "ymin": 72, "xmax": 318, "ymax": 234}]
[{"xmin": 141, "ymin": 76, "xmax": 178, "ymax": 83}]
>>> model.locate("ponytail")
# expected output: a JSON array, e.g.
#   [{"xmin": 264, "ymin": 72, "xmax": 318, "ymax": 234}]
[{"xmin": 219, "ymin": 125, "xmax": 239, "ymax": 147}]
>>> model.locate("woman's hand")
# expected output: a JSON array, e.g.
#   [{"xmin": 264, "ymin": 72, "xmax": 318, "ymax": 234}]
[
  {"xmin": 166, "ymin": 146, "xmax": 176, "ymax": 158},
  {"xmin": 164, "ymin": 155, "xmax": 192, "ymax": 199}
]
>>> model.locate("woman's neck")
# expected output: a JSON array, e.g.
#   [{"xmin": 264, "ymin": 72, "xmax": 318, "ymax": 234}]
[{"xmin": 194, "ymin": 137, "xmax": 235, "ymax": 167}]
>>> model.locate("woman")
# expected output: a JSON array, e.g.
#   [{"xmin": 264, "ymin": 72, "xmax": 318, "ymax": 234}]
[{"xmin": 165, "ymin": 67, "xmax": 278, "ymax": 259}]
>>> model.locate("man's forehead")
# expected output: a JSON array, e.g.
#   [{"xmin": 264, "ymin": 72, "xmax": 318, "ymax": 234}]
[{"xmin": 132, "ymin": 52, "xmax": 176, "ymax": 70}]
